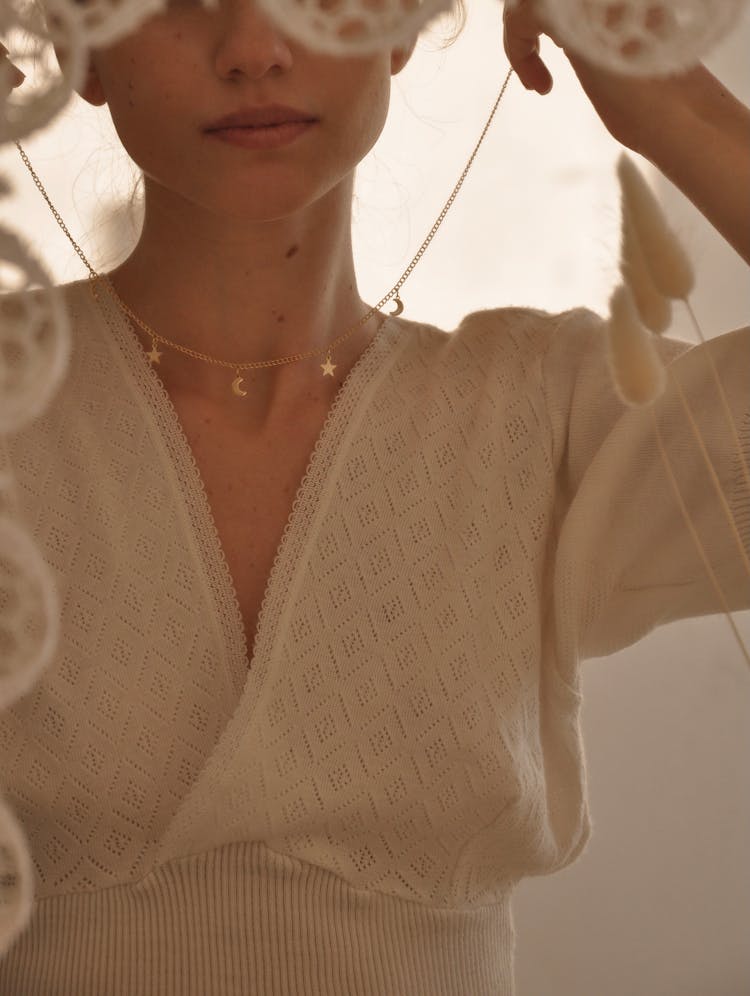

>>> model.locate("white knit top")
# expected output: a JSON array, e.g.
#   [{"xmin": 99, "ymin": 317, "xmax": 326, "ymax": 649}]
[{"xmin": 1, "ymin": 277, "xmax": 748, "ymax": 995}]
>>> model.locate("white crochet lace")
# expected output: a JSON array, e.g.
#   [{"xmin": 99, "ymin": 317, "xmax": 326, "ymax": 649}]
[{"xmin": 1, "ymin": 0, "xmax": 748, "ymax": 958}]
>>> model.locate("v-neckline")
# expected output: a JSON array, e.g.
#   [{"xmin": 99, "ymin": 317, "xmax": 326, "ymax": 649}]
[{"xmin": 84, "ymin": 277, "xmax": 405, "ymax": 701}]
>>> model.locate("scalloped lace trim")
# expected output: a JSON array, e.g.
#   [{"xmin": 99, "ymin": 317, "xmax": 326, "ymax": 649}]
[{"xmin": 84, "ymin": 278, "xmax": 403, "ymax": 701}]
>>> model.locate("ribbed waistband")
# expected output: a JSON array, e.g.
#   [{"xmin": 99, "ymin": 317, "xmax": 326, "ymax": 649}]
[{"xmin": 0, "ymin": 840, "xmax": 516, "ymax": 995}]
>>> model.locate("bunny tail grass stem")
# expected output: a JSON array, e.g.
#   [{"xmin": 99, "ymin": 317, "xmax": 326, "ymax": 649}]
[
  {"xmin": 650, "ymin": 409, "xmax": 750, "ymax": 669},
  {"xmin": 616, "ymin": 154, "xmax": 695, "ymax": 300},
  {"xmin": 682, "ymin": 297, "xmax": 750, "ymax": 496},
  {"xmin": 666, "ymin": 367, "xmax": 750, "ymax": 580}
]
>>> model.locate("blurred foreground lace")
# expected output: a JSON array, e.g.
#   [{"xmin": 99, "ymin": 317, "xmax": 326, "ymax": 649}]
[{"xmin": 0, "ymin": 0, "xmax": 748, "ymax": 957}]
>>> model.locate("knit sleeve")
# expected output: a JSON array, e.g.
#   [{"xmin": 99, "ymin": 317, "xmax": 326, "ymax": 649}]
[{"xmin": 540, "ymin": 307, "xmax": 750, "ymax": 662}]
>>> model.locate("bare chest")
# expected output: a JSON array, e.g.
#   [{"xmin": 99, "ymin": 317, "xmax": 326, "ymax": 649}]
[{"xmin": 178, "ymin": 412, "xmax": 327, "ymax": 666}]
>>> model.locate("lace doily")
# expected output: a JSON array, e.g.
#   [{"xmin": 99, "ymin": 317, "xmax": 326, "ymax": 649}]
[
  {"xmin": 252, "ymin": 0, "xmax": 455, "ymax": 56},
  {"xmin": 0, "ymin": 228, "xmax": 72, "ymax": 434},
  {"xmin": 248, "ymin": 0, "xmax": 750, "ymax": 70},
  {"xmin": 0, "ymin": 183, "xmax": 68, "ymax": 943},
  {"xmin": 0, "ymin": 510, "xmax": 61, "ymax": 711},
  {"xmin": 0, "ymin": 795, "xmax": 33, "ymax": 957},
  {"xmin": 0, "ymin": 0, "xmax": 167, "ymax": 144},
  {"xmin": 535, "ymin": 0, "xmax": 749, "ymax": 75},
  {"xmin": 1, "ymin": 0, "xmax": 748, "ymax": 960}
]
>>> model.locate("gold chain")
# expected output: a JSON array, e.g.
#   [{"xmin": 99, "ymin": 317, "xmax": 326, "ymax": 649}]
[{"xmin": 14, "ymin": 67, "xmax": 514, "ymax": 388}]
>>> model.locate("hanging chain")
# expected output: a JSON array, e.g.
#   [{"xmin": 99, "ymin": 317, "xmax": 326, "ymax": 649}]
[{"xmin": 14, "ymin": 67, "xmax": 514, "ymax": 375}]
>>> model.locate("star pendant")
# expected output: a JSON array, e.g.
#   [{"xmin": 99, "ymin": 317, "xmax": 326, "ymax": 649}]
[
  {"xmin": 321, "ymin": 355, "xmax": 337, "ymax": 377},
  {"xmin": 147, "ymin": 343, "xmax": 163, "ymax": 365}
]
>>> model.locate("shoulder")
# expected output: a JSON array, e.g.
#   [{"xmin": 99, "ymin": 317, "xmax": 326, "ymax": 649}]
[
  {"xmin": 410, "ymin": 304, "xmax": 607, "ymax": 387},
  {"xmin": 453, "ymin": 303, "xmax": 604, "ymax": 355}
]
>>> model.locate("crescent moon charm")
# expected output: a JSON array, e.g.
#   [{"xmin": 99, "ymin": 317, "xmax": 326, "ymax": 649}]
[
  {"xmin": 389, "ymin": 295, "xmax": 404, "ymax": 317},
  {"xmin": 232, "ymin": 374, "xmax": 248, "ymax": 398}
]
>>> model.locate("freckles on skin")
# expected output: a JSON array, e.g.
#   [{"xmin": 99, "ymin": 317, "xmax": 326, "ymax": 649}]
[
  {"xmin": 269, "ymin": 246, "xmax": 298, "ymax": 322},
  {"xmin": 92, "ymin": 29, "xmax": 395, "ymax": 228}
]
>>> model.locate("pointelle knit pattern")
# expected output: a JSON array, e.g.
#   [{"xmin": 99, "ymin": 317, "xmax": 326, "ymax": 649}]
[{"xmin": 0, "ymin": 277, "xmax": 748, "ymax": 994}]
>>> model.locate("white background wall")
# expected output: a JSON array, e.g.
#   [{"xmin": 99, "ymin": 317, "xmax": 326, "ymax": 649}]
[{"xmin": 1, "ymin": 1, "xmax": 748, "ymax": 992}]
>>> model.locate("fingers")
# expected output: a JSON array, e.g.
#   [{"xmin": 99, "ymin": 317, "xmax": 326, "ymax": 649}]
[{"xmin": 503, "ymin": 0, "xmax": 553, "ymax": 94}]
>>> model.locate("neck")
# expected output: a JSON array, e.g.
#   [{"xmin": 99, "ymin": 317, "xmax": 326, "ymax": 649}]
[{"xmin": 105, "ymin": 175, "xmax": 379, "ymax": 421}]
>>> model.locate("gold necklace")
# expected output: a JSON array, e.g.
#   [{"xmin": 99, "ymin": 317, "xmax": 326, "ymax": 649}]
[{"xmin": 14, "ymin": 67, "xmax": 514, "ymax": 398}]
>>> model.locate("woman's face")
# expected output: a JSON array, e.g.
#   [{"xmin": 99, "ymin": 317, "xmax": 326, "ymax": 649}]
[{"xmin": 77, "ymin": 0, "xmax": 415, "ymax": 222}]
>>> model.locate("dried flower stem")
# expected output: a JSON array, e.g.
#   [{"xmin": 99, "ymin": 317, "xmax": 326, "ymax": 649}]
[
  {"xmin": 649, "ymin": 407, "xmax": 750, "ymax": 668},
  {"xmin": 606, "ymin": 285, "xmax": 666, "ymax": 405},
  {"xmin": 666, "ymin": 366, "xmax": 750, "ymax": 579},
  {"xmin": 681, "ymin": 298, "xmax": 750, "ymax": 496},
  {"xmin": 617, "ymin": 154, "xmax": 694, "ymax": 299},
  {"xmin": 616, "ymin": 152, "xmax": 749, "ymax": 661},
  {"xmin": 620, "ymin": 200, "xmax": 672, "ymax": 334}
]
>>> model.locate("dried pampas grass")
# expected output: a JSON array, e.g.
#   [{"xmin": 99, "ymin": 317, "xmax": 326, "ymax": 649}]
[
  {"xmin": 617, "ymin": 153, "xmax": 695, "ymax": 301},
  {"xmin": 606, "ymin": 154, "xmax": 749, "ymax": 668},
  {"xmin": 606, "ymin": 284, "xmax": 666, "ymax": 406},
  {"xmin": 620, "ymin": 192, "xmax": 673, "ymax": 334}
]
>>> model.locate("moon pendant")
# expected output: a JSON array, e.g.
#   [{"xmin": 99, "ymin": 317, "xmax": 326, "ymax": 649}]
[
  {"xmin": 389, "ymin": 295, "xmax": 404, "ymax": 317},
  {"xmin": 232, "ymin": 374, "xmax": 248, "ymax": 398}
]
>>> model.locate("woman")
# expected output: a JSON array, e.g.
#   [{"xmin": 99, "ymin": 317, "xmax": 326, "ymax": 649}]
[{"xmin": 0, "ymin": 1, "xmax": 748, "ymax": 993}]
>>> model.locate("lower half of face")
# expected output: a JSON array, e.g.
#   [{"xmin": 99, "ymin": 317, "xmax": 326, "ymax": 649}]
[{"xmin": 94, "ymin": 23, "xmax": 395, "ymax": 224}]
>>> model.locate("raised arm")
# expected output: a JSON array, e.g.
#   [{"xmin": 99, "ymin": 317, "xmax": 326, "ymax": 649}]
[{"xmin": 503, "ymin": 1, "xmax": 750, "ymax": 265}]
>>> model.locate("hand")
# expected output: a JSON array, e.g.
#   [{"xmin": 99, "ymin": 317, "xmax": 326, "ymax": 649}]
[
  {"xmin": 502, "ymin": 0, "xmax": 560, "ymax": 95},
  {"xmin": 501, "ymin": 0, "xmax": 701, "ymax": 156}
]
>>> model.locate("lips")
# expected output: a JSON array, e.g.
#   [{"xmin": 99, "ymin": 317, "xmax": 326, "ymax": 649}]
[{"xmin": 205, "ymin": 104, "xmax": 318, "ymax": 131}]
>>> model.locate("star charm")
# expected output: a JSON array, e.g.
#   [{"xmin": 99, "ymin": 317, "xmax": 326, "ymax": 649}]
[
  {"xmin": 147, "ymin": 343, "xmax": 163, "ymax": 365},
  {"xmin": 321, "ymin": 355, "xmax": 337, "ymax": 377}
]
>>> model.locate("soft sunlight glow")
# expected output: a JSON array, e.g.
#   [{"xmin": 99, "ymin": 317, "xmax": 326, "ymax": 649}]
[{"xmin": 1, "ymin": 0, "xmax": 747, "ymax": 336}]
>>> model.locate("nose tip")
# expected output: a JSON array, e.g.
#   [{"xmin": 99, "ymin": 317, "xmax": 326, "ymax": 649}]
[{"xmin": 213, "ymin": 5, "xmax": 295, "ymax": 80}]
